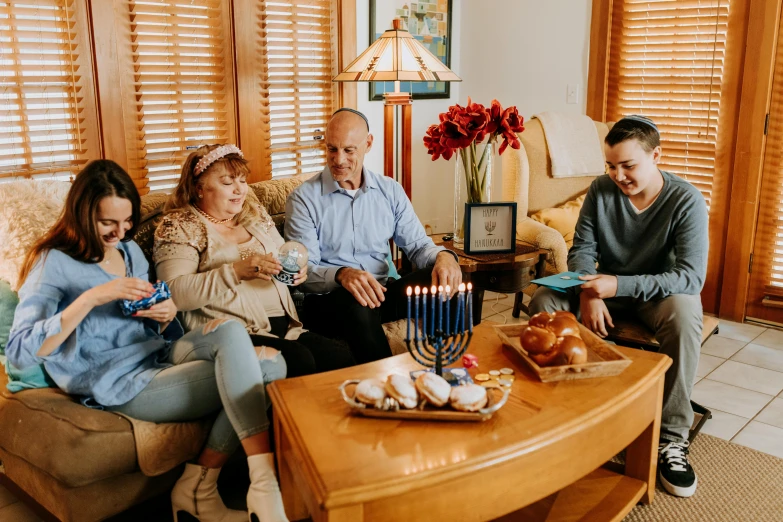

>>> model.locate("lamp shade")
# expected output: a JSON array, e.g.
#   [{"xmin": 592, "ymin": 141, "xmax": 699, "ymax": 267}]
[{"xmin": 333, "ymin": 19, "xmax": 461, "ymax": 83}]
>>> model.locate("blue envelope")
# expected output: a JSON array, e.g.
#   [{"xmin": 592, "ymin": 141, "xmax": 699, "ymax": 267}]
[{"xmin": 531, "ymin": 272, "xmax": 586, "ymax": 293}]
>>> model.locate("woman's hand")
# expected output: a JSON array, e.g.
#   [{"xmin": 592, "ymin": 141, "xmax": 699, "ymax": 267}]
[
  {"xmin": 134, "ymin": 298, "xmax": 177, "ymax": 324},
  {"xmin": 232, "ymin": 253, "xmax": 282, "ymax": 282},
  {"xmin": 86, "ymin": 278, "xmax": 154, "ymax": 307},
  {"xmin": 292, "ymin": 265, "xmax": 307, "ymax": 286}
]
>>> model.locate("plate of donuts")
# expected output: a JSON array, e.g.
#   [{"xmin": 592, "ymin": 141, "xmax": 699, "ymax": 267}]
[
  {"xmin": 494, "ymin": 311, "xmax": 632, "ymax": 382},
  {"xmin": 339, "ymin": 371, "xmax": 510, "ymax": 422}
]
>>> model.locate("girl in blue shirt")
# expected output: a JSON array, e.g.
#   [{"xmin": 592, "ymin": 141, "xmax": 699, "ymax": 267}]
[{"xmin": 7, "ymin": 160, "xmax": 289, "ymax": 522}]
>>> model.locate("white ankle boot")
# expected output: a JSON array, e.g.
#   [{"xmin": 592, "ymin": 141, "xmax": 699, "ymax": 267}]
[
  {"xmin": 247, "ymin": 453, "xmax": 289, "ymax": 522},
  {"xmin": 171, "ymin": 463, "xmax": 247, "ymax": 522}
]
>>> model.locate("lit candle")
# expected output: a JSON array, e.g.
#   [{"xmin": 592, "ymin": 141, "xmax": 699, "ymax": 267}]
[
  {"xmin": 430, "ymin": 285, "xmax": 438, "ymax": 336},
  {"xmin": 458, "ymin": 283, "xmax": 466, "ymax": 333},
  {"xmin": 430, "ymin": 285, "xmax": 437, "ymax": 336},
  {"xmin": 437, "ymin": 285, "xmax": 444, "ymax": 332},
  {"xmin": 445, "ymin": 285, "xmax": 451, "ymax": 335},
  {"xmin": 467, "ymin": 283, "xmax": 473, "ymax": 333},
  {"xmin": 414, "ymin": 286, "xmax": 421, "ymax": 341},
  {"xmin": 422, "ymin": 287, "xmax": 428, "ymax": 340},
  {"xmin": 406, "ymin": 286, "xmax": 412, "ymax": 340}
]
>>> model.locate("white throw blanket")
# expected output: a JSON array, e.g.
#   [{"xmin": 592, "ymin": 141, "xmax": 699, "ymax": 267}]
[{"xmin": 533, "ymin": 111, "xmax": 605, "ymax": 178}]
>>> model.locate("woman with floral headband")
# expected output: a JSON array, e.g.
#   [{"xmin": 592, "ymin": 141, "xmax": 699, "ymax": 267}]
[{"xmin": 153, "ymin": 144, "xmax": 354, "ymax": 375}]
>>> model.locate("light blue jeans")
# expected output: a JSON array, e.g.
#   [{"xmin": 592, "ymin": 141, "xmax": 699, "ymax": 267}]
[{"xmin": 109, "ymin": 320, "xmax": 287, "ymax": 454}]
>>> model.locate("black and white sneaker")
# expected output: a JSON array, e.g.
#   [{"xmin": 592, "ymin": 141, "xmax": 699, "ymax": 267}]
[{"xmin": 658, "ymin": 441, "xmax": 697, "ymax": 497}]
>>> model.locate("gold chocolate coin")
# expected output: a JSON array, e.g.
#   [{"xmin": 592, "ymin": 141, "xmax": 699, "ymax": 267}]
[
  {"xmin": 499, "ymin": 375, "xmax": 515, "ymax": 382},
  {"xmin": 489, "ymin": 370, "xmax": 501, "ymax": 376},
  {"xmin": 475, "ymin": 373, "xmax": 490, "ymax": 381},
  {"xmin": 481, "ymin": 381, "xmax": 500, "ymax": 388},
  {"xmin": 500, "ymin": 368, "xmax": 514, "ymax": 375}
]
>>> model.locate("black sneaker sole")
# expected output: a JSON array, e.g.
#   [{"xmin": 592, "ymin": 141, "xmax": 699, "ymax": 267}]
[{"xmin": 660, "ymin": 472, "xmax": 697, "ymax": 498}]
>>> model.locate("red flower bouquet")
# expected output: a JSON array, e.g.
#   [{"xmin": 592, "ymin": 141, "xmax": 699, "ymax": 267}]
[{"xmin": 424, "ymin": 98, "xmax": 525, "ymax": 203}]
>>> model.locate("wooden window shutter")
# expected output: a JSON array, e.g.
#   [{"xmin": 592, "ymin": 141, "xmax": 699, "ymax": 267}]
[
  {"xmin": 0, "ymin": 0, "xmax": 100, "ymax": 180},
  {"xmin": 115, "ymin": 0, "xmax": 237, "ymax": 194},
  {"xmin": 606, "ymin": 0, "xmax": 731, "ymax": 207},
  {"xmin": 235, "ymin": 0, "xmax": 337, "ymax": 181},
  {"xmin": 746, "ymin": 11, "xmax": 783, "ymax": 320}
]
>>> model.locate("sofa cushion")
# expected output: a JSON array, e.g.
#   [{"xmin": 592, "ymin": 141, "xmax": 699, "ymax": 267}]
[
  {"xmin": 530, "ymin": 194, "xmax": 586, "ymax": 249},
  {"xmin": 250, "ymin": 176, "xmax": 306, "ymax": 215},
  {"xmin": 0, "ymin": 368, "xmax": 139, "ymax": 487},
  {"xmin": 0, "ymin": 280, "xmax": 18, "ymax": 355},
  {"xmin": 0, "ymin": 181, "xmax": 71, "ymax": 291}
]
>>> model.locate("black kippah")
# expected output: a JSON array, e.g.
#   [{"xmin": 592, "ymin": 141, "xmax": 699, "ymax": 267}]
[
  {"xmin": 332, "ymin": 108, "xmax": 370, "ymax": 131},
  {"xmin": 619, "ymin": 114, "xmax": 659, "ymax": 133}
]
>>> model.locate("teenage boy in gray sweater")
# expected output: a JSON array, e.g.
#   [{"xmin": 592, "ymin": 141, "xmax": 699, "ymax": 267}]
[{"xmin": 529, "ymin": 115, "xmax": 708, "ymax": 498}]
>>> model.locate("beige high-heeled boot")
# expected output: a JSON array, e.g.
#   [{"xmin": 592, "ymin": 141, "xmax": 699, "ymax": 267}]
[
  {"xmin": 247, "ymin": 453, "xmax": 289, "ymax": 522},
  {"xmin": 171, "ymin": 463, "xmax": 247, "ymax": 522}
]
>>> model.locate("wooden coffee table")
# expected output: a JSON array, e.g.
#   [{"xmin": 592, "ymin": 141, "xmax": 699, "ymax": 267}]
[{"xmin": 268, "ymin": 325, "xmax": 671, "ymax": 522}]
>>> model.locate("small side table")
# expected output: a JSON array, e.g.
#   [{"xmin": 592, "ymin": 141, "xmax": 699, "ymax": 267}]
[{"xmin": 431, "ymin": 234, "xmax": 547, "ymax": 325}]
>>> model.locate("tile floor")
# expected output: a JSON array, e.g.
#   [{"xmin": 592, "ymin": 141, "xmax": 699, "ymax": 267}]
[{"xmin": 2, "ymin": 291, "xmax": 783, "ymax": 520}]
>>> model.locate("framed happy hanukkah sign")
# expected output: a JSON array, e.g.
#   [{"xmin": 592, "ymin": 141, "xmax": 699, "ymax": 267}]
[{"xmin": 464, "ymin": 202, "xmax": 517, "ymax": 255}]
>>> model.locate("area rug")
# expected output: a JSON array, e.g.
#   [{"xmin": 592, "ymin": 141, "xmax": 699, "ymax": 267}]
[{"xmin": 622, "ymin": 433, "xmax": 783, "ymax": 522}]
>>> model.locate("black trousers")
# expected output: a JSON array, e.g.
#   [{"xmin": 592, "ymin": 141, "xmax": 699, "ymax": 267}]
[
  {"xmin": 249, "ymin": 317, "xmax": 356, "ymax": 378},
  {"xmin": 302, "ymin": 268, "xmax": 441, "ymax": 364}
]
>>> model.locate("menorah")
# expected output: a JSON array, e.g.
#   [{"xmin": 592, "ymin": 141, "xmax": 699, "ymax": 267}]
[
  {"xmin": 484, "ymin": 221, "xmax": 497, "ymax": 235},
  {"xmin": 405, "ymin": 282, "xmax": 474, "ymax": 377}
]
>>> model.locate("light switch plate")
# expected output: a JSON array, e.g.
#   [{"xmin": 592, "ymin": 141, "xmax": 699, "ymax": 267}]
[{"xmin": 567, "ymin": 84, "xmax": 579, "ymax": 104}]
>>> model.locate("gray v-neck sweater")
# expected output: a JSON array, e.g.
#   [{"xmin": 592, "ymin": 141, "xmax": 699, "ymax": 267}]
[{"xmin": 567, "ymin": 170, "xmax": 709, "ymax": 301}]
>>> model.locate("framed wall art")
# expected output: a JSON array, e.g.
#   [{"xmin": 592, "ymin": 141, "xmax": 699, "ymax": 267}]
[
  {"xmin": 464, "ymin": 202, "xmax": 517, "ymax": 255},
  {"xmin": 369, "ymin": 0, "xmax": 453, "ymax": 100}
]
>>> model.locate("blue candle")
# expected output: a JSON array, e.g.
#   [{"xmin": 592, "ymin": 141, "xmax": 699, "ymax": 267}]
[
  {"xmin": 422, "ymin": 287, "xmax": 428, "ymax": 339},
  {"xmin": 406, "ymin": 286, "xmax": 412, "ymax": 339},
  {"xmin": 445, "ymin": 285, "xmax": 451, "ymax": 335},
  {"xmin": 430, "ymin": 285, "xmax": 436, "ymax": 336},
  {"xmin": 438, "ymin": 285, "xmax": 444, "ymax": 332},
  {"xmin": 457, "ymin": 283, "xmax": 465, "ymax": 333},
  {"xmin": 414, "ymin": 286, "xmax": 420, "ymax": 341},
  {"xmin": 467, "ymin": 283, "xmax": 473, "ymax": 333}
]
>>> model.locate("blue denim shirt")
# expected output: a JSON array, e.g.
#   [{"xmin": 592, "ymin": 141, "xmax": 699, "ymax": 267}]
[
  {"xmin": 285, "ymin": 166, "xmax": 451, "ymax": 294},
  {"xmin": 6, "ymin": 241, "xmax": 181, "ymax": 406}
]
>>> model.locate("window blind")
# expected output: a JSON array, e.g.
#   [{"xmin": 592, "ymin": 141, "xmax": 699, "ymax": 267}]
[
  {"xmin": 747, "ymin": 14, "xmax": 783, "ymax": 315},
  {"xmin": 0, "ymin": 0, "xmax": 99, "ymax": 180},
  {"xmin": 258, "ymin": 0, "xmax": 336, "ymax": 178},
  {"xmin": 127, "ymin": 0, "xmax": 235, "ymax": 193},
  {"xmin": 606, "ymin": 0, "xmax": 730, "ymax": 208}
]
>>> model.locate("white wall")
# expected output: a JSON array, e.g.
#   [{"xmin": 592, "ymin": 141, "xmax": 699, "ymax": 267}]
[
  {"xmin": 353, "ymin": 0, "xmax": 592, "ymax": 231},
  {"xmin": 355, "ymin": 0, "xmax": 462, "ymax": 233},
  {"xmin": 460, "ymin": 0, "xmax": 592, "ymax": 199}
]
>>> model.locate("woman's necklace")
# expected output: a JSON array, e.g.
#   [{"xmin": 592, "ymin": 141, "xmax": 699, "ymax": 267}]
[{"xmin": 194, "ymin": 204, "xmax": 236, "ymax": 226}]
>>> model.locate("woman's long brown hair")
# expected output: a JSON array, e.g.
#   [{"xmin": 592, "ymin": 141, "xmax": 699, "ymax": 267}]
[{"xmin": 18, "ymin": 160, "xmax": 141, "ymax": 285}]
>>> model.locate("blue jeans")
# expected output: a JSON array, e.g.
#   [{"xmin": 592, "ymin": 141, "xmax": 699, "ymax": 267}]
[{"xmin": 109, "ymin": 320, "xmax": 287, "ymax": 454}]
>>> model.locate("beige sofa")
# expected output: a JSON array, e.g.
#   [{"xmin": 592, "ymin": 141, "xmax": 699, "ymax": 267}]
[{"xmin": 0, "ymin": 176, "xmax": 407, "ymax": 521}]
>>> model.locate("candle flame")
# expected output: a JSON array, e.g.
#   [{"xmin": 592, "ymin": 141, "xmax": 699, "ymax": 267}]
[
  {"xmin": 458, "ymin": 282, "xmax": 466, "ymax": 292},
  {"xmin": 437, "ymin": 285, "xmax": 444, "ymax": 293},
  {"xmin": 406, "ymin": 286, "xmax": 412, "ymax": 296},
  {"xmin": 431, "ymin": 285, "xmax": 437, "ymax": 294},
  {"xmin": 414, "ymin": 286, "xmax": 421, "ymax": 295},
  {"xmin": 445, "ymin": 285, "xmax": 451, "ymax": 294},
  {"xmin": 467, "ymin": 282, "xmax": 473, "ymax": 291},
  {"xmin": 422, "ymin": 287, "xmax": 428, "ymax": 295}
]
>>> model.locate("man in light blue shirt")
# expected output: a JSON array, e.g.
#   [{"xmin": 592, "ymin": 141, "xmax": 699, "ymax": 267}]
[{"xmin": 285, "ymin": 108, "xmax": 462, "ymax": 362}]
